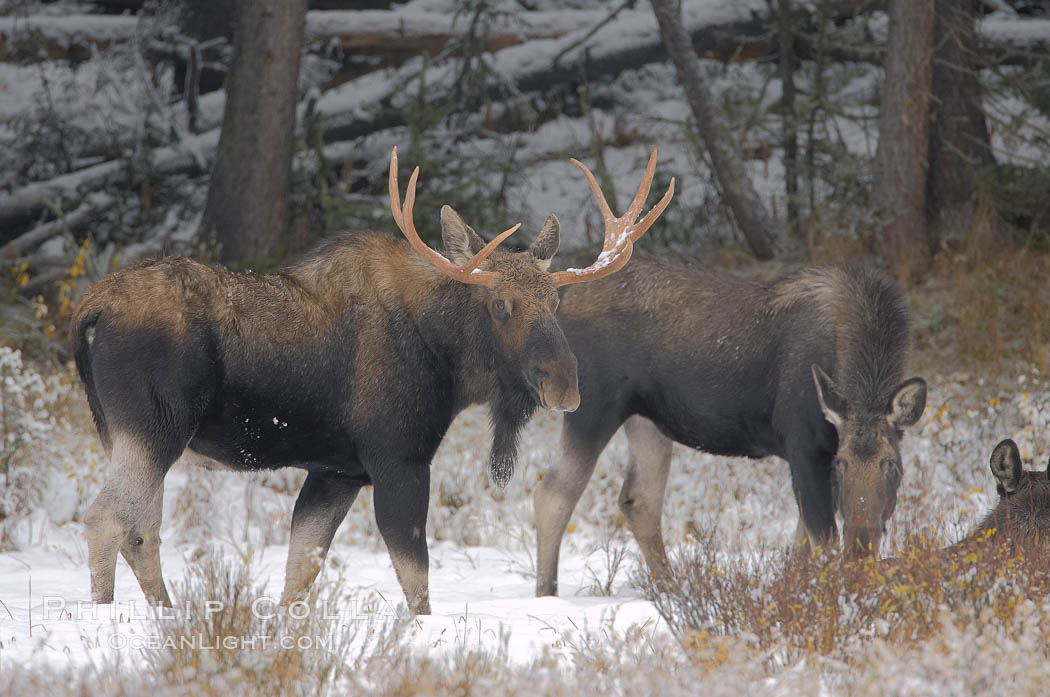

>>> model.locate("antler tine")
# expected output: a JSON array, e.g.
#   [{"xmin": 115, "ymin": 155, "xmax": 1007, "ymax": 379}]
[
  {"xmin": 388, "ymin": 147, "xmax": 406, "ymax": 228},
  {"xmin": 569, "ymin": 158, "xmax": 615, "ymax": 224},
  {"xmin": 552, "ymin": 146, "xmax": 675, "ymax": 287},
  {"xmin": 623, "ymin": 146, "xmax": 658, "ymax": 224},
  {"xmin": 388, "ymin": 147, "xmax": 518, "ymax": 286},
  {"xmin": 632, "ymin": 176, "xmax": 675, "ymax": 242}
]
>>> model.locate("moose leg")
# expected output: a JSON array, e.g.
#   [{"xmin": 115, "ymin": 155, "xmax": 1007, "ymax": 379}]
[
  {"xmin": 786, "ymin": 447, "xmax": 838, "ymax": 552},
  {"xmin": 282, "ymin": 471, "xmax": 361, "ymax": 602},
  {"xmin": 118, "ymin": 484, "xmax": 171, "ymax": 606},
  {"xmin": 372, "ymin": 464, "xmax": 431, "ymax": 615},
  {"xmin": 534, "ymin": 415, "xmax": 618, "ymax": 597},
  {"xmin": 84, "ymin": 437, "xmax": 171, "ymax": 603},
  {"xmin": 620, "ymin": 416, "xmax": 673, "ymax": 582}
]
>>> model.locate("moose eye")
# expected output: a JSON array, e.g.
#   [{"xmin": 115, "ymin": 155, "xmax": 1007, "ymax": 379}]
[
  {"xmin": 492, "ymin": 298, "xmax": 510, "ymax": 320},
  {"xmin": 881, "ymin": 458, "xmax": 901, "ymax": 480}
]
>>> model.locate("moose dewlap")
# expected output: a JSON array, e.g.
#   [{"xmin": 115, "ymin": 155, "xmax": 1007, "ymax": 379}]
[{"xmin": 72, "ymin": 147, "xmax": 673, "ymax": 614}]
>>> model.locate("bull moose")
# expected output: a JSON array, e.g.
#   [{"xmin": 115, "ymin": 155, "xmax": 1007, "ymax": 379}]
[
  {"xmin": 72, "ymin": 147, "xmax": 673, "ymax": 614},
  {"xmin": 534, "ymin": 257, "xmax": 927, "ymax": 596}
]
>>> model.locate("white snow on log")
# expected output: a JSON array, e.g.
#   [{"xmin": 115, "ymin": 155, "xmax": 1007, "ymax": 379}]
[
  {"xmin": 317, "ymin": 0, "xmax": 768, "ymax": 134},
  {"xmin": 979, "ymin": 17, "xmax": 1050, "ymax": 49},
  {"xmin": 0, "ymin": 14, "xmax": 139, "ymax": 48},
  {"xmin": 304, "ymin": 8, "xmax": 606, "ymax": 46}
]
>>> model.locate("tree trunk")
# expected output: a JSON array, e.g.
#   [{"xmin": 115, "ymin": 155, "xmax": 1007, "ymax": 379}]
[
  {"xmin": 927, "ymin": 0, "xmax": 997, "ymax": 251},
  {"xmin": 199, "ymin": 0, "xmax": 307, "ymax": 263},
  {"xmin": 649, "ymin": 0, "xmax": 780, "ymax": 260},
  {"xmin": 778, "ymin": 0, "xmax": 800, "ymax": 238},
  {"xmin": 874, "ymin": 0, "xmax": 935, "ymax": 281}
]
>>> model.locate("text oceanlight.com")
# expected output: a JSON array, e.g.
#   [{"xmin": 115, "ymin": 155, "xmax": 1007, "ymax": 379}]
[{"xmin": 106, "ymin": 633, "xmax": 333, "ymax": 651}]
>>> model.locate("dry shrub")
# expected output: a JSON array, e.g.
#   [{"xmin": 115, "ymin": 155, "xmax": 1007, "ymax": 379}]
[
  {"xmin": 372, "ymin": 623, "xmax": 783, "ymax": 697},
  {"xmin": 920, "ymin": 220, "xmax": 1050, "ymax": 379},
  {"xmin": 802, "ymin": 211, "xmax": 874, "ymax": 266},
  {"xmin": 643, "ymin": 527, "xmax": 1050, "ymax": 669},
  {"xmin": 143, "ymin": 551, "xmax": 410, "ymax": 697}
]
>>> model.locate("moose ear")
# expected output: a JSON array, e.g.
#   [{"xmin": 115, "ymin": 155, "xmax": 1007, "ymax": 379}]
[
  {"xmin": 888, "ymin": 377, "xmax": 927, "ymax": 429},
  {"xmin": 440, "ymin": 205, "xmax": 487, "ymax": 264},
  {"xmin": 811, "ymin": 364, "xmax": 847, "ymax": 428},
  {"xmin": 529, "ymin": 214, "xmax": 560, "ymax": 270},
  {"xmin": 989, "ymin": 438, "xmax": 1023, "ymax": 494}
]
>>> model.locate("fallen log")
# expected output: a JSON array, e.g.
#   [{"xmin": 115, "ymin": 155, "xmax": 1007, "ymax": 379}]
[
  {"xmin": 0, "ymin": 8, "xmax": 599, "ymax": 62},
  {"xmin": 0, "ymin": 193, "xmax": 115, "ymax": 260},
  {"xmin": 0, "ymin": 14, "xmax": 138, "ymax": 62},
  {"xmin": 0, "ymin": 130, "xmax": 218, "ymax": 234},
  {"xmin": 304, "ymin": 8, "xmax": 604, "ymax": 56},
  {"xmin": 318, "ymin": 0, "xmax": 782, "ymax": 143}
]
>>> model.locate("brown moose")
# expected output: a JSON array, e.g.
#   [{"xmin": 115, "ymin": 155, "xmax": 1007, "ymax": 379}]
[{"xmin": 72, "ymin": 148, "xmax": 673, "ymax": 614}]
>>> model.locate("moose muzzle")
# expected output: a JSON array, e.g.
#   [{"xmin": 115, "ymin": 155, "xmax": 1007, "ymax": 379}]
[
  {"xmin": 842, "ymin": 524, "xmax": 884, "ymax": 559},
  {"xmin": 528, "ymin": 355, "xmax": 581, "ymax": 412}
]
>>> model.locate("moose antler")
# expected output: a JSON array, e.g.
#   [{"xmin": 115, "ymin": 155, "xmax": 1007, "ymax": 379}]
[
  {"xmin": 551, "ymin": 146, "xmax": 674, "ymax": 287},
  {"xmin": 389, "ymin": 147, "xmax": 520, "ymax": 286}
]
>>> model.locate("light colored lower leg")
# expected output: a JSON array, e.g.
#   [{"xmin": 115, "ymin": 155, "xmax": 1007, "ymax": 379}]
[
  {"xmin": 388, "ymin": 549, "xmax": 430, "ymax": 616},
  {"xmin": 534, "ymin": 423, "xmax": 603, "ymax": 597},
  {"xmin": 281, "ymin": 479, "xmax": 359, "ymax": 602},
  {"xmin": 372, "ymin": 467, "xmax": 431, "ymax": 615},
  {"xmin": 84, "ymin": 436, "xmax": 168, "ymax": 603},
  {"xmin": 119, "ymin": 485, "xmax": 171, "ymax": 606},
  {"xmin": 620, "ymin": 416, "xmax": 673, "ymax": 578}
]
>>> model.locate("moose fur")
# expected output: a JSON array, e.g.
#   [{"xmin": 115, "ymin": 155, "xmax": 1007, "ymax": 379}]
[
  {"xmin": 534, "ymin": 256, "xmax": 927, "ymax": 596},
  {"xmin": 73, "ymin": 209, "xmax": 579, "ymax": 615}
]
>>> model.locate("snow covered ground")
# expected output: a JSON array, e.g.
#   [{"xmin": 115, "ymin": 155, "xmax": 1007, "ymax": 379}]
[
  {"xmin": 0, "ymin": 530, "xmax": 662, "ymax": 672},
  {"xmin": 1, "ymin": 363, "xmax": 1049, "ymax": 692}
]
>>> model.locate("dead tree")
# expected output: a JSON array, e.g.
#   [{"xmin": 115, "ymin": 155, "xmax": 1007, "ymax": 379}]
[
  {"xmin": 199, "ymin": 0, "xmax": 308, "ymax": 262},
  {"xmin": 649, "ymin": 0, "xmax": 781, "ymax": 259}
]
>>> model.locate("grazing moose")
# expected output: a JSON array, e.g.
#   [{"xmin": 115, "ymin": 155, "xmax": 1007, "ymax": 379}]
[
  {"xmin": 73, "ymin": 148, "xmax": 673, "ymax": 614},
  {"xmin": 534, "ymin": 258, "xmax": 927, "ymax": 596},
  {"xmin": 877, "ymin": 439, "xmax": 1050, "ymax": 574},
  {"xmin": 969, "ymin": 438, "xmax": 1050, "ymax": 547}
]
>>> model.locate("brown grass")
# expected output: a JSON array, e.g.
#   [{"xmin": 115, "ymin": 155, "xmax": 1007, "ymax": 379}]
[
  {"xmin": 643, "ymin": 526, "xmax": 1050, "ymax": 670},
  {"xmin": 926, "ymin": 245, "xmax": 1050, "ymax": 377}
]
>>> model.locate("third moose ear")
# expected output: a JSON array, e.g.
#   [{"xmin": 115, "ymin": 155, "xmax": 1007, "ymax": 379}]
[
  {"xmin": 811, "ymin": 364, "xmax": 847, "ymax": 428},
  {"xmin": 989, "ymin": 438, "xmax": 1023, "ymax": 493}
]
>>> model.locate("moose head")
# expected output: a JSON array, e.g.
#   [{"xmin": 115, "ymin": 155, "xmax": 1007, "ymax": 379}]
[
  {"xmin": 812, "ymin": 365, "xmax": 927, "ymax": 556},
  {"xmin": 389, "ymin": 147, "xmax": 674, "ymax": 486}
]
